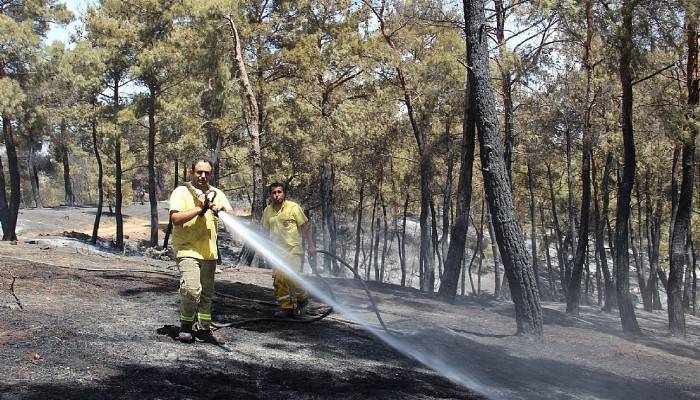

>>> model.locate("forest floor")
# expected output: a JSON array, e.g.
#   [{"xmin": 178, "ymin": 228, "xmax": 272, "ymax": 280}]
[{"xmin": 1, "ymin": 204, "xmax": 699, "ymax": 400}]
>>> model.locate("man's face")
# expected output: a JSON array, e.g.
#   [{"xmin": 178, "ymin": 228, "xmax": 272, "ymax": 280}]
[
  {"xmin": 270, "ymin": 186, "xmax": 285, "ymax": 205},
  {"xmin": 192, "ymin": 161, "xmax": 212, "ymax": 189}
]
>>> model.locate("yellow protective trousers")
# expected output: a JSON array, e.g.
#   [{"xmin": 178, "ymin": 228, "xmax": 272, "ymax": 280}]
[
  {"xmin": 178, "ymin": 257, "xmax": 216, "ymax": 329},
  {"xmin": 273, "ymin": 253, "xmax": 309, "ymax": 310}
]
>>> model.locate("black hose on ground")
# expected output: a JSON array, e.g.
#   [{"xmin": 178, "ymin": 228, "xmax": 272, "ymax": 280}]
[{"xmin": 316, "ymin": 250, "xmax": 389, "ymax": 334}]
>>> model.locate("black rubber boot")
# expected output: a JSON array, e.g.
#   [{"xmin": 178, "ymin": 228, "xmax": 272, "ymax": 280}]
[{"xmin": 177, "ymin": 322, "xmax": 194, "ymax": 343}]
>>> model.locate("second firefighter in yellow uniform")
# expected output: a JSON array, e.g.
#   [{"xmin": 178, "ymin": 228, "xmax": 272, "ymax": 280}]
[{"xmin": 262, "ymin": 182, "xmax": 316, "ymax": 318}]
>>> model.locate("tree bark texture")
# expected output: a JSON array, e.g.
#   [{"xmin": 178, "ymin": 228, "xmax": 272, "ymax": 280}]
[
  {"xmin": 2, "ymin": 115, "xmax": 20, "ymax": 241},
  {"xmin": 615, "ymin": 1, "xmax": 641, "ymax": 333},
  {"xmin": 147, "ymin": 84, "xmax": 159, "ymax": 247},
  {"xmin": 567, "ymin": 0, "xmax": 595, "ymax": 315},
  {"xmin": 321, "ymin": 161, "xmax": 339, "ymax": 274},
  {"xmin": 595, "ymin": 153, "xmax": 616, "ymax": 311},
  {"xmin": 227, "ymin": 15, "xmax": 264, "ymax": 221},
  {"xmin": 667, "ymin": 8, "xmax": 698, "ymax": 335},
  {"xmin": 547, "ymin": 164, "xmax": 567, "ymax": 297},
  {"xmin": 438, "ymin": 72, "xmax": 476, "ymax": 302},
  {"xmin": 91, "ymin": 106, "xmax": 104, "ymax": 245},
  {"xmin": 113, "ymin": 75, "xmax": 124, "ymax": 250},
  {"xmin": 464, "ymin": 0, "xmax": 542, "ymax": 335},
  {"xmin": 527, "ymin": 164, "xmax": 541, "ymax": 294}
]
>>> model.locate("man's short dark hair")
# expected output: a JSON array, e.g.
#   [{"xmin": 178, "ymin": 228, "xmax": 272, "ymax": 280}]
[
  {"xmin": 191, "ymin": 158, "xmax": 214, "ymax": 170},
  {"xmin": 268, "ymin": 182, "xmax": 286, "ymax": 193}
]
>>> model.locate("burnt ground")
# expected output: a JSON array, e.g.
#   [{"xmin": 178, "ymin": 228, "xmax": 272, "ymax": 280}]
[{"xmin": 1, "ymin": 206, "xmax": 699, "ymax": 400}]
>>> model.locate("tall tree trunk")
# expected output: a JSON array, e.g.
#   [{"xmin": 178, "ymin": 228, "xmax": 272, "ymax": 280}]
[
  {"xmin": 0, "ymin": 64, "xmax": 17, "ymax": 240},
  {"xmin": 442, "ymin": 118, "xmax": 454, "ymax": 268},
  {"xmin": 373, "ymin": 206, "xmax": 381, "ymax": 281},
  {"xmin": 527, "ymin": 164, "xmax": 541, "ymax": 294},
  {"xmin": 26, "ymin": 134, "xmax": 42, "ymax": 209},
  {"xmin": 488, "ymin": 206, "xmax": 501, "ymax": 298},
  {"xmin": 540, "ymin": 204, "xmax": 557, "ymax": 300},
  {"xmin": 595, "ymin": 153, "xmax": 616, "ymax": 311},
  {"xmin": 683, "ymin": 233, "xmax": 694, "ymax": 311},
  {"xmin": 646, "ymin": 177, "xmax": 663, "ymax": 310},
  {"xmin": 367, "ymin": 193, "xmax": 378, "ymax": 281},
  {"xmin": 321, "ymin": 160, "xmax": 339, "ymax": 274},
  {"xmin": 495, "ymin": 0, "xmax": 514, "ymax": 189},
  {"xmin": 567, "ymin": 0, "xmax": 594, "ymax": 316},
  {"xmin": 147, "ymin": 84, "xmax": 159, "ymax": 247},
  {"xmin": 547, "ymin": 164, "xmax": 567, "ymax": 297},
  {"xmin": 2, "ymin": 115, "xmax": 20, "ymax": 241},
  {"xmin": 399, "ymin": 194, "xmax": 409, "ymax": 287},
  {"xmin": 59, "ymin": 120, "xmax": 74, "ymax": 206},
  {"xmin": 565, "ymin": 129, "xmax": 578, "ymax": 267},
  {"xmin": 354, "ymin": 181, "xmax": 365, "ymax": 273},
  {"xmin": 615, "ymin": 0, "xmax": 641, "ymax": 333},
  {"xmin": 91, "ymin": 104, "xmax": 104, "ymax": 245},
  {"xmin": 667, "ymin": 7, "xmax": 698, "ymax": 336},
  {"xmin": 438, "ymin": 70, "xmax": 476, "ymax": 302},
  {"xmin": 0, "ymin": 145, "xmax": 10, "ymax": 236},
  {"xmin": 380, "ymin": 197, "xmax": 388, "ymax": 282},
  {"xmin": 669, "ymin": 144, "xmax": 694, "ymax": 336},
  {"xmin": 430, "ymin": 199, "xmax": 442, "ymax": 281},
  {"xmin": 464, "ymin": 0, "xmax": 542, "ymax": 335},
  {"xmin": 113, "ymin": 74, "xmax": 124, "ymax": 250},
  {"xmin": 226, "ymin": 15, "xmax": 264, "ymax": 221}
]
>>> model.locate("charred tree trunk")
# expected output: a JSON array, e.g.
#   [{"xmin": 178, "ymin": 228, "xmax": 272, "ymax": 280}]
[
  {"xmin": 91, "ymin": 104, "xmax": 104, "ymax": 245},
  {"xmin": 527, "ymin": 164, "xmax": 542, "ymax": 294},
  {"xmin": 442, "ymin": 118, "xmax": 454, "ymax": 269},
  {"xmin": 667, "ymin": 8, "xmax": 698, "ymax": 336},
  {"xmin": 321, "ymin": 161, "xmax": 339, "ymax": 274},
  {"xmin": 566, "ymin": 129, "xmax": 578, "ymax": 266},
  {"xmin": 567, "ymin": 1, "xmax": 595, "ymax": 315},
  {"xmin": 615, "ymin": 1, "xmax": 641, "ymax": 333},
  {"xmin": 465, "ymin": 0, "xmax": 542, "ymax": 335},
  {"xmin": 398, "ymin": 194, "xmax": 409, "ymax": 287},
  {"xmin": 354, "ymin": 181, "xmax": 365, "ymax": 273},
  {"xmin": 488, "ymin": 206, "xmax": 501, "ymax": 298},
  {"xmin": 59, "ymin": 120, "xmax": 75, "ymax": 206},
  {"xmin": 683, "ymin": 233, "xmax": 694, "ymax": 311},
  {"xmin": 0, "ymin": 147, "xmax": 10, "ymax": 236},
  {"xmin": 226, "ymin": 15, "xmax": 264, "ymax": 221},
  {"xmin": 669, "ymin": 144, "xmax": 694, "ymax": 336},
  {"xmin": 595, "ymin": 153, "xmax": 616, "ymax": 311},
  {"xmin": 495, "ymin": 0, "xmax": 514, "ymax": 189},
  {"xmin": 367, "ymin": 193, "xmax": 378, "ymax": 281},
  {"xmin": 2, "ymin": 115, "xmax": 20, "ymax": 241},
  {"xmin": 430, "ymin": 199, "xmax": 442, "ymax": 280},
  {"xmin": 147, "ymin": 83, "xmax": 159, "ymax": 247},
  {"xmin": 547, "ymin": 164, "xmax": 567, "ymax": 297},
  {"xmin": 380, "ymin": 197, "xmax": 388, "ymax": 283},
  {"xmin": 113, "ymin": 74, "xmax": 124, "ymax": 250},
  {"xmin": 0, "ymin": 63, "xmax": 17, "ymax": 240},
  {"xmin": 540, "ymin": 204, "xmax": 556, "ymax": 300},
  {"xmin": 645, "ymin": 177, "xmax": 663, "ymax": 311},
  {"xmin": 438, "ymin": 70, "xmax": 476, "ymax": 302},
  {"xmin": 26, "ymin": 133, "xmax": 42, "ymax": 209}
]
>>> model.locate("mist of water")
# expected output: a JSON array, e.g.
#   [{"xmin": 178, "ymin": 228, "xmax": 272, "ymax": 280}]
[{"xmin": 218, "ymin": 213, "xmax": 504, "ymax": 399}]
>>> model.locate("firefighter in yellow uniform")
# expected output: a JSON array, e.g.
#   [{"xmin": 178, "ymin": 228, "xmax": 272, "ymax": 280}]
[
  {"xmin": 169, "ymin": 159, "xmax": 232, "ymax": 344},
  {"xmin": 262, "ymin": 182, "xmax": 316, "ymax": 318}
]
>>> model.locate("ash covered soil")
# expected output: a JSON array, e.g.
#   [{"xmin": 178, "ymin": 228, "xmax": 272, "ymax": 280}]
[{"xmin": 1, "ymin": 205, "xmax": 699, "ymax": 400}]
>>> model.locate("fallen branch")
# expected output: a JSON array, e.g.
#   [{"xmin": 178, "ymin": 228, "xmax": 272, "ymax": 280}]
[{"xmin": 9, "ymin": 273, "xmax": 24, "ymax": 310}]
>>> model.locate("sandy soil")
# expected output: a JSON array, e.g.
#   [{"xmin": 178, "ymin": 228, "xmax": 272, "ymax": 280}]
[{"xmin": 1, "ymin": 206, "xmax": 699, "ymax": 400}]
